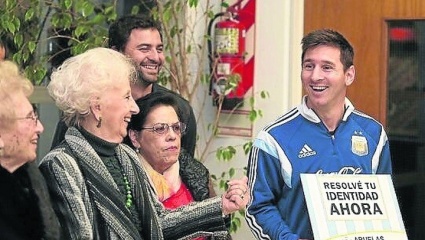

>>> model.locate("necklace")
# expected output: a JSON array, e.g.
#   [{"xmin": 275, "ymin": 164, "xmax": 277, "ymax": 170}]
[{"xmin": 122, "ymin": 172, "xmax": 133, "ymax": 208}]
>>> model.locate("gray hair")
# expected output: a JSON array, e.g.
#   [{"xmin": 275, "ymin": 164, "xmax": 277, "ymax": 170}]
[
  {"xmin": 0, "ymin": 60, "xmax": 33, "ymax": 130},
  {"xmin": 48, "ymin": 47, "xmax": 137, "ymax": 127}
]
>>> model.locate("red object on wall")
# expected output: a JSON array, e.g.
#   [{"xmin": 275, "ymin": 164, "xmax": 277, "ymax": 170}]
[
  {"xmin": 213, "ymin": 17, "xmax": 246, "ymax": 109},
  {"xmin": 236, "ymin": 0, "xmax": 255, "ymax": 102},
  {"xmin": 389, "ymin": 27, "xmax": 415, "ymax": 42},
  {"xmin": 211, "ymin": 0, "xmax": 255, "ymax": 110}
]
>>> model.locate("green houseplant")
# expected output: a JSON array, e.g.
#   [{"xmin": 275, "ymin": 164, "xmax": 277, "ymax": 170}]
[{"xmin": 0, "ymin": 0, "xmax": 267, "ymax": 233}]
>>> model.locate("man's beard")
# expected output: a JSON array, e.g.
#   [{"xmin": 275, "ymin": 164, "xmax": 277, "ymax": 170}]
[{"xmin": 136, "ymin": 70, "xmax": 158, "ymax": 86}]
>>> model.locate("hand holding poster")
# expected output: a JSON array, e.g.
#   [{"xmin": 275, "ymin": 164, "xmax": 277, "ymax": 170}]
[{"xmin": 301, "ymin": 174, "xmax": 408, "ymax": 240}]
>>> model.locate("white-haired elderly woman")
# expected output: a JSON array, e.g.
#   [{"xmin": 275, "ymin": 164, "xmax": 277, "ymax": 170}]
[
  {"xmin": 40, "ymin": 47, "xmax": 248, "ymax": 240},
  {"xmin": 0, "ymin": 60, "xmax": 59, "ymax": 239}
]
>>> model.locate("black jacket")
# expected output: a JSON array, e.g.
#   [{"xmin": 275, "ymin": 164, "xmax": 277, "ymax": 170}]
[
  {"xmin": 179, "ymin": 149, "xmax": 210, "ymax": 201},
  {"xmin": 0, "ymin": 163, "xmax": 60, "ymax": 240}
]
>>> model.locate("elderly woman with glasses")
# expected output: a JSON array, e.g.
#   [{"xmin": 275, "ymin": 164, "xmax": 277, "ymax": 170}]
[
  {"xmin": 0, "ymin": 60, "xmax": 59, "ymax": 239},
  {"xmin": 40, "ymin": 47, "xmax": 247, "ymax": 240},
  {"xmin": 126, "ymin": 91, "xmax": 249, "ymax": 239}
]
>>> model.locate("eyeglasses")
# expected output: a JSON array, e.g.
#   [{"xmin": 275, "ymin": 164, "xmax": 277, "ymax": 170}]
[
  {"xmin": 15, "ymin": 111, "xmax": 39, "ymax": 126},
  {"xmin": 141, "ymin": 122, "xmax": 186, "ymax": 135}
]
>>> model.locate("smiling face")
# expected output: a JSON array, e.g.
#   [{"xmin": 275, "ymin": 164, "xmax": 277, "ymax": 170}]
[
  {"xmin": 301, "ymin": 45, "xmax": 355, "ymax": 113},
  {"xmin": 130, "ymin": 105, "xmax": 181, "ymax": 173},
  {"xmin": 96, "ymin": 81, "xmax": 139, "ymax": 143},
  {"xmin": 1, "ymin": 92, "xmax": 44, "ymax": 172},
  {"xmin": 123, "ymin": 28, "xmax": 164, "ymax": 85}
]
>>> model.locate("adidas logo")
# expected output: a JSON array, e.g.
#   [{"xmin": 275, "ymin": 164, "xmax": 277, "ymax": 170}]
[{"xmin": 298, "ymin": 144, "xmax": 316, "ymax": 158}]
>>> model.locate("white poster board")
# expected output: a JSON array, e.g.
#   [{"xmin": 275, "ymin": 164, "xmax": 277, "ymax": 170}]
[{"xmin": 301, "ymin": 174, "xmax": 408, "ymax": 240}]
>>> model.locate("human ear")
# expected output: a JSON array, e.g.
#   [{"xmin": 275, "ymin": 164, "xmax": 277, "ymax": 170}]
[
  {"xmin": 89, "ymin": 96, "xmax": 102, "ymax": 122},
  {"xmin": 128, "ymin": 130, "xmax": 141, "ymax": 149},
  {"xmin": 345, "ymin": 65, "xmax": 355, "ymax": 86}
]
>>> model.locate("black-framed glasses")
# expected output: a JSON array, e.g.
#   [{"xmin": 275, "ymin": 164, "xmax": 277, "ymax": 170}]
[
  {"xmin": 15, "ymin": 111, "xmax": 39, "ymax": 126},
  {"xmin": 141, "ymin": 122, "xmax": 186, "ymax": 135}
]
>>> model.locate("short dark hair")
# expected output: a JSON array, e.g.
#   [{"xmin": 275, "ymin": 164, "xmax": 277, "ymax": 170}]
[
  {"xmin": 108, "ymin": 14, "xmax": 163, "ymax": 52},
  {"xmin": 301, "ymin": 29, "xmax": 354, "ymax": 71},
  {"xmin": 124, "ymin": 92, "xmax": 181, "ymax": 148}
]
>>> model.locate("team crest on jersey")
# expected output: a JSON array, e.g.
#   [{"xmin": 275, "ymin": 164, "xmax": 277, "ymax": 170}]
[{"xmin": 351, "ymin": 133, "xmax": 368, "ymax": 156}]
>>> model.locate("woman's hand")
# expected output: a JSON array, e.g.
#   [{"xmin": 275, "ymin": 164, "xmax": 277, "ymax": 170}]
[{"xmin": 221, "ymin": 176, "xmax": 249, "ymax": 215}]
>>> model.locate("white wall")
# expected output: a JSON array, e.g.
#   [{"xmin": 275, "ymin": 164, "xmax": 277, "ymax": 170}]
[
  {"xmin": 253, "ymin": 1, "xmax": 304, "ymax": 133},
  {"xmin": 201, "ymin": 1, "xmax": 304, "ymax": 239}
]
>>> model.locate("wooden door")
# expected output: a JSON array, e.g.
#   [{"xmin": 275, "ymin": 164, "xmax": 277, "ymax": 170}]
[
  {"xmin": 304, "ymin": 0, "xmax": 425, "ymax": 124},
  {"xmin": 304, "ymin": 1, "xmax": 425, "ymax": 239}
]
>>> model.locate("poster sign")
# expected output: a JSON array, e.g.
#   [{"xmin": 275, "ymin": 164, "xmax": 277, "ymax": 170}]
[{"xmin": 301, "ymin": 174, "xmax": 408, "ymax": 240}]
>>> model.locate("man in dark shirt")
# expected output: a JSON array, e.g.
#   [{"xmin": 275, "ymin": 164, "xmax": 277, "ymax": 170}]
[{"xmin": 51, "ymin": 15, "xmax": 197, "ymax": 157}]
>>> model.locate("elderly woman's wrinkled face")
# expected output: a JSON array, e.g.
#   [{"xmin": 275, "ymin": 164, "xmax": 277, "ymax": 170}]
[
  {"xmin": 134, "ymin": 105, "xmax": 181, "ymax": 173},
  {"xmin": 98, "ymin": 81, "xmax": 139, "ymax": 143},
  {"xmin": 1, "ymin": 92, "xmax": 44, "ymax": 171}
]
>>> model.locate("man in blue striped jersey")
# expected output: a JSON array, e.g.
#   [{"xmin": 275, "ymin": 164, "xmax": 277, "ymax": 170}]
[{"xmin": 245, "ymin": 29, "xmax": 392, "ymax": 240}]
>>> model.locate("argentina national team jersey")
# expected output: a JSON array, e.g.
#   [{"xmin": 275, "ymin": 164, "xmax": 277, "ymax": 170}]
[{"xmin": 246, "ymin": 96, "xmax": 392, "ymax": 240}]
